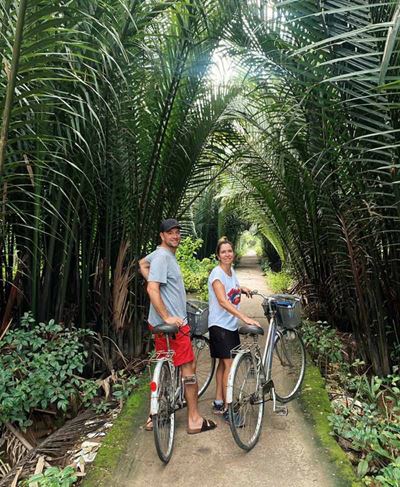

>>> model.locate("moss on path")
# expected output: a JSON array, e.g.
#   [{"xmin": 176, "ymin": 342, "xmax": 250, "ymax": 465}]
[
  {"xmin": 300, "ymin": 362, "xmax": 363, "ymax": 487},
  {"xmin": 81, "ymin": 379, "xmax": 148, "ymax": 487}
]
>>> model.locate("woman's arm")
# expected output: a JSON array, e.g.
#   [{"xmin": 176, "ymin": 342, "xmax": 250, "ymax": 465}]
[{"xmin": 212, "ymin": 280, "xmax": 260, "ymax": 326}]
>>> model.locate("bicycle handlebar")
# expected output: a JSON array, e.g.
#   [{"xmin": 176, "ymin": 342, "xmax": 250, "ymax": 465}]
[{"xmin": 250, "ymin": 289, "xmax": 271, "ymax": 301}]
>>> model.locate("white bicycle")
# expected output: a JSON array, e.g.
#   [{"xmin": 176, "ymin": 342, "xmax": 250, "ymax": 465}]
[{"xmin": 226, "ymin": 291, "xmax": 306, "ymax": 451}]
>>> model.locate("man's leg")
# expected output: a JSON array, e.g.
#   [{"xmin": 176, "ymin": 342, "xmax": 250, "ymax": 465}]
[
  {"xmin": 181, "ymin": 361, "xmax": 204, "ymax": 430},
  {"xmin": 175, "ymin": 326, "xmax": 216, "ymax": 433}
]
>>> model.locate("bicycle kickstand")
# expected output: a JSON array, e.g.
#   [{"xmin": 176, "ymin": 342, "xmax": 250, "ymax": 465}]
[{"xmin": 271, "ymin": 389, "xmax": 288, "ymax": 416}]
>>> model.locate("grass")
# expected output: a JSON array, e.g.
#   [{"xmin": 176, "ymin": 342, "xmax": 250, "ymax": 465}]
[{"xmin": 299, "ymin": 361, "xmax": 364, "ymax": 487}]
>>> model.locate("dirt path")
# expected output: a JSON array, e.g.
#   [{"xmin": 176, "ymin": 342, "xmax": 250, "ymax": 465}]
[{"xmin": 115, "ymin": 256, "xmax": 339, "ymax": 487}]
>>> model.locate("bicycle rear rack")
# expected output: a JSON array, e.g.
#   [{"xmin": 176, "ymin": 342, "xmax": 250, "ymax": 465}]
[{"xmin": 149, "ymin": 349, "xmax": 175, "ymax": 363}]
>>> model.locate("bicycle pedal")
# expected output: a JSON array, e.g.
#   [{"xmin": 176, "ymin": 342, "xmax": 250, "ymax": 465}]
[{"xmin": 273, "ymin": 404, "xmax": 288, "ymax": 416}]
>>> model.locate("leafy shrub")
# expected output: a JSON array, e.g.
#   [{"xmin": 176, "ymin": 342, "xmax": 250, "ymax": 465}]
[
  {"xmin": 0, "ymin": 313, "xmax": 94, "ymax": 428},
  {"xmin": 328, "ymin": 375, "xmax": 400, "ymax": 482},
  {"xmin": 265, "ymin": 269, "xmax": 294, "ymax": 293},
  {"xmin": 302, "ymin": 320, "xmax": 343, "ymax": 371},
  {"xmin": 176, "ymin": 237, "xmax": 216, "ymax": 300},
  {"xmin": 22, "ymin": 466, "xmax": 77, "ymax": 487},
  {"xmin": 303, "ymin": 320, "xmax": 400, "ymax": 483}
]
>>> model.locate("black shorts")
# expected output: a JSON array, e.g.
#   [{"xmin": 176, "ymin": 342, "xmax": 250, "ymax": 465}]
[{"xmin": 209, "ymin": 326, "xmax": 240, "ymax": 359}]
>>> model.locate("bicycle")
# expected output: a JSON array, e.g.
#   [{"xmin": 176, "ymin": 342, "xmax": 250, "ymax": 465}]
[
  {"xmin": 149, "ymin": 301, "xmax": 215, "ymax": 463},
  {"xmin": 226, "ymin": 291, "xmax": 306, "ymax": 451},
  {"xmin": 187, "ymin": 300, "xmax": 216, "ymax": 397}
]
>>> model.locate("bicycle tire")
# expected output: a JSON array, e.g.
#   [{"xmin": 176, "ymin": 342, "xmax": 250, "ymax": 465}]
[
  {"xmin": 271, "ymin": 329, "xmax": 306, "ymax": 403},
  {"xmin": 153, "ymin": 361, "xmax": 175, "ymax": 463},
  {"xmin": 229, "ymin": 352, "xmax": 264, "ymax": 451},
  {"xmin": 192, "ymin": 335, "xmax": 216, "ymax": 397}
]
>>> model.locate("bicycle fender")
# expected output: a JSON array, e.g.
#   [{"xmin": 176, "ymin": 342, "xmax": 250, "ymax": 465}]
[
  {"xmin": 150, "ymin": 360, "xmax": 165, "ymax": 415},
  {"xmin": 225, "ymin": 352, "xmax": 245, "ymax": 404}
]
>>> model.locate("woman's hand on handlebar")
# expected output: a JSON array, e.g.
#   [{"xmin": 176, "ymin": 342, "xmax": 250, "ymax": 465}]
[{"xmin": 241, "ymin": 286, "xmax": 252, "ymax": 298}]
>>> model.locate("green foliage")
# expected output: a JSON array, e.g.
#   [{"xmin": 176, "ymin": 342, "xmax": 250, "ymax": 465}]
[
  {"xmin": 303, "ymin": 321, "xmax": 400, "ymax": 483},
  {"xmin": 374, "ymin": 458, "xmax": 400, "ymax": 486},
  {"xmin": 0, "ymin": 0, "xmax": 239, "ymax": 359},
  {"xmin": 235, "ymin": 230, "xmax": 264, "ymax": 258},
  {"xmin": 176, "ymin": 237, "xmax": 216, "ymax": 300},
  {"xmin": 0, "ymin": 313, "xmax": 94, "ymax": 428},
  {"xmin": 328, "ymin": 380, "xmax": 400, "ymax": 482},
  {"xmin": 265, "ymin": 269, "xmax": 294, "ymax": 294},
  {"xmin": 111, "ymin": 371, "xmax": 139, "ymax": 404},
  {"xmin": 302, "ymin": 320, "xmax": 343, "ymax": 371},
  {"xmin": 221, "ymin": 0, "xmax": 400, "ymax": 377},
  {"xmin": 22, "ymin": 466, "xmax": 77, "ymax": 487}
]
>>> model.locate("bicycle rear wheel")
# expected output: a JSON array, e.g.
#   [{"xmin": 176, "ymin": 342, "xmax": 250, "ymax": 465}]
[
  {"xmin": 229, "ymin": 352, "xmax": 264, "ymax": 451},
  {"xmin": 192, "ymin": 335, "xmax": 215, "ymax": 397},
  {"xmin": 271, "ymin": 329, "xmax": 306, "ymax": 403},
  {"xmin": 153, "ymin": 361, "xmax": 175, "ymax": 463}
]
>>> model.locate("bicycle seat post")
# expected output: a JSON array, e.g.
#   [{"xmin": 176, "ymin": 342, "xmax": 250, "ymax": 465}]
[{"xmin": 165, "ymin": 334, "xmax": 171, "ymax": 353}]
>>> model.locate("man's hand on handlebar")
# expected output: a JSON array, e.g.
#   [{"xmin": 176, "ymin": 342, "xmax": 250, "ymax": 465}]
[{"xmin": 165, "ymin": 316, "xmax": 185, "ymax": 327}]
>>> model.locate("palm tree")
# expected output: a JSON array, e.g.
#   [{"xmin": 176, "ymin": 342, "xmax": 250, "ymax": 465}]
[
  {"xmin": 217, "ymin": 0, "xmax": 400, "ymax": 375},
  {"xmin": 0, "ymin": 0, "xmax": 241, "ymax": 356}
]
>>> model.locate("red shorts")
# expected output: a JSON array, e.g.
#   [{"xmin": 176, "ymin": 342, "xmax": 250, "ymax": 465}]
[{"xmin": 149, "ymin": 324, "xmax": 194, "ymax": 367}]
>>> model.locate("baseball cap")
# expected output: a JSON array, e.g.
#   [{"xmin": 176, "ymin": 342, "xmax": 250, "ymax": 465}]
[{"xmin": 160, "ymin": 218, "xmax": 182, "ymax": 232}]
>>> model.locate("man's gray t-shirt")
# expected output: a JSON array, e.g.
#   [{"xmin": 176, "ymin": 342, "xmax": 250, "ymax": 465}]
[{"xmin": 146, "ymin": 246, "xmax": 187, "ymax": 326}]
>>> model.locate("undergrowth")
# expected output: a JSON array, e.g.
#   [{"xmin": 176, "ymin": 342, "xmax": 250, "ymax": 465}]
[
  {"xmin": 176, "ymin": 237, "xmax": 216, "ymax": 300},
  {"xmin": 302, "ymin": 320, "xmax": 400, "ymax": 486},
  {"xmin": 261, "ymin": 261, "xmax": 294, "ymax": 293}
]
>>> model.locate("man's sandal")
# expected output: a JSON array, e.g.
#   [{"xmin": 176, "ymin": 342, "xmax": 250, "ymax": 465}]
[
  {"xmin": 187, "ymin": 418, "xmax": 217, "ymax": 435},
  {"xmin": 144, "ymin": 415, "xmax": 153, "ymax": 431}
]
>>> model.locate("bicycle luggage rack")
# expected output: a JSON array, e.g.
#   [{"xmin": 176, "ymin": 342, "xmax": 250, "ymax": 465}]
[
  {"xmin": 230, "ymin": 335, "xmax": 261, "ymax": 357},
  {"xmin": 149, "ymin": 349, "xmax": 175, "ymax": 363}
]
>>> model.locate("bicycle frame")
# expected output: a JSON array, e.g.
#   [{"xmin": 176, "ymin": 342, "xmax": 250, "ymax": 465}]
[
  {"xmin": 226, "ymin": 292, "xmax": 284, "ymax": 409},
  {"xmin": 150, "ymin": 353, "xmax": 185, "ymax": 416}
]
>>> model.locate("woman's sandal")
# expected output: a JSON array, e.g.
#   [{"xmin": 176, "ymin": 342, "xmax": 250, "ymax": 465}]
[
  {"xmin": 144, "ymin": 415, "xmax": 153, "ymax": 431},
  {"xmin": 187, "ymin": 418, "xmax": 217, "ymax": 435}
]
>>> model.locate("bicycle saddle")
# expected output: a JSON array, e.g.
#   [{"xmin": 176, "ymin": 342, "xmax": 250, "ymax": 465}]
[
  {"xmin": 152, "ymin": 324, "xmax": 179, "ymax": 335},
  {"xmin": 238, "ymin": 324, "xmax": 264, "ymax": 336}
]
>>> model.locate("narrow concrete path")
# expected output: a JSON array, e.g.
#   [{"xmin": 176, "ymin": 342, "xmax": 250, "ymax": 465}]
[{"xmin": 115, "ymin": 256, "xmax": 339, "ymax": 487}]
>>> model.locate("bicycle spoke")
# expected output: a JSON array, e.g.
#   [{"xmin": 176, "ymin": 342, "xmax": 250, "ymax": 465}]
[
  {"xmin": 229, "ymin": 353, "xmax": 264, "ymax": 451},
  {"xmin": 272, "ymin": 330, "xmax": 306, "ymax": 402},
  {"xmin": 153, "ymin": 362, "xmax": 175, "ymax": 463},
  {"xmin": 192, "ymin": 336, "xmax": 215, "ymax": 397}
]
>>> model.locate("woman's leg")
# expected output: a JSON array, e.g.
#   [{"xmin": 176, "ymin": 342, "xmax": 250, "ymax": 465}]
[
  {"xmin": 222, "ymin": 358, "xmax": 233, "ymax": 406},
  {"xmin": 215, "ymin": 359, "xmax": 225, "ymax": 402}
]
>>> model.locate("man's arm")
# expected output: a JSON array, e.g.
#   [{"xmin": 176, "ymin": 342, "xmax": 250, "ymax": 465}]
[
  {"xmin": 139, "ymin": 257, "xmax": 150, "ymax": 280},
  {"xmin": 147, "ymin": 281, "xmax": 185, "ymax": 327}
]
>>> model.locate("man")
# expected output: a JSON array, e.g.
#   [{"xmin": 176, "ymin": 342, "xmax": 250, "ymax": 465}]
[{"xmin": 139, "ymin": 218, "xmax": 216, "ymax": 434}]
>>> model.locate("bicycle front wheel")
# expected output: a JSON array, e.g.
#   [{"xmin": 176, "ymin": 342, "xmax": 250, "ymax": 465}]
[
  {"xmin": 271, "ymin": 329, "xmax": 306, "ymax": 403},
  {"xmin": 229, "ymin": 353, "xmax": 264, "ymax": 451},
  {"xmin": 192, "ymin": 335, "xmax": 215, "ymax": 397},
  {"xmin": 153, "ymin": 361, "xmax": 175, "ymax": 463}
]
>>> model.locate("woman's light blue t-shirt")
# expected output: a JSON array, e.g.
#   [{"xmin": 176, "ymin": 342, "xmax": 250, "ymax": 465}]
[{"xmin": 208, "ymin": 266, "xmax": 241, "ymax": 331}]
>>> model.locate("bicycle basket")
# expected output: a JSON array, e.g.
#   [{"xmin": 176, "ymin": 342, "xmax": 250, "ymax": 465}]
[
  {"xmin": 271, "ymin": 294, "xmax": 301, "ymax": 329},
  {"xmin": 186, "ymin": 300, "xmax": 209, "ymax": 335}
]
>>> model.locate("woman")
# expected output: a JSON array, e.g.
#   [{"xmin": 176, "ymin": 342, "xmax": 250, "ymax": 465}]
[{"xmin": 208, "ymin": 237, "xmax": 261, "ymax": 423}]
